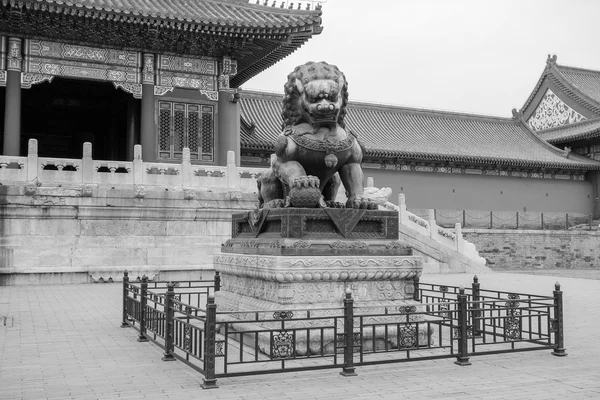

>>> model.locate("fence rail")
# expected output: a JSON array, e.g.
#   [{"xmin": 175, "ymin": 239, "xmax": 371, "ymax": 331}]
[{"xmin": 121, "ymin": 272, "xmax": 566, "ymax": 388}]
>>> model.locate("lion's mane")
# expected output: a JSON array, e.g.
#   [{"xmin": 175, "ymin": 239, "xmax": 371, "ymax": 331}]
[{"xmin": 281, "ymin": 61, "xmax": 349, "ymax": 129}]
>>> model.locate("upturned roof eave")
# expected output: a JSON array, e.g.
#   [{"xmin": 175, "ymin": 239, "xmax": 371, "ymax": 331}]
[{"xmin": 17, "ymin": 0, "xmax": 323, "ymax": 34}]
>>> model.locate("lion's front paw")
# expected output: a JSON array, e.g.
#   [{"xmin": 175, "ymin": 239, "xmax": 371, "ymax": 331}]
[
  {"xmin": 346, "ymin": 197, "xmax": 378, "ymax": 210},
  {"xmin": 325, "ymin": 201, "xmax": 346, "ymax": 208},
  {"xmin": 291, "ymin": 175, "xmax": 320, "ymax": 189},
  {"xmin": 288, "ymin": 176, "xmax": 321, "ymax": 208},
  {"xmin": 263, "ymin": 199, "xmax": 285, "ymax": 209}
]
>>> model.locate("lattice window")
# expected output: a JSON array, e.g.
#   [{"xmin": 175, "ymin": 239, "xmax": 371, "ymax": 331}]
[
  {"xmin": 188, "ymin": 105, "xmax": 200, "ymax": 159},
  {"xmin": 201, "ymin": 106, "xmax": 214, "ymax": 161},
  {"xmin": 157, "ymin": 101, "xmax": 214, "ymax": 161},
  {"xmin": 173, "ymin": 105, "xmax": 186, "ymax": 155},
  {"xmin": 158, "ymin": 103, "xmax": 172, "ymax": 153}
]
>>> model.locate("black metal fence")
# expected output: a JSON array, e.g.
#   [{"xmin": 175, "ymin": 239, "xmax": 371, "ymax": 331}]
[{"xmin": 121, "ymin": 272, "xmax": 566, "ymax": 388}]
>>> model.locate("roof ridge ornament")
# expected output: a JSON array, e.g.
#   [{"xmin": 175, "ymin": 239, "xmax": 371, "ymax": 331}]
[
  {"xmin": 511, "ymin": 108, "xmax": 523, "ymax": 119},
  {"xmin": 547, "ymin": 54, "xmax": 558, "ymax": 65}
]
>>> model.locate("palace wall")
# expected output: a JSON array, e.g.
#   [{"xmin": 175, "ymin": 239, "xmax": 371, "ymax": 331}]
[
  {"xmin": 364, "ymin": 169, "xmax": 593, "ymax": 214},
  {"xmin": 463, "ymin": 229, "xmax": 600, "ymax": 270}
]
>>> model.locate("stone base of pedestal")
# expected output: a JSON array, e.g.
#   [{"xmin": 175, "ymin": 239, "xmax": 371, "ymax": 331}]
[{"xmin": 213, "ymin": 250, "xmax": 429, "ymax": 356}]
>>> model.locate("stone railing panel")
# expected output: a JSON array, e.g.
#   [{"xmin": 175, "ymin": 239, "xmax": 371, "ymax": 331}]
[
  {"xmin": 92, "ymin": 160, "xmax": 134, "ymax": 185},
  {"xmin": 38, "ymin": 157, "xmax": 83, "ymax": 184},
  {"xmin": 0, "ymin": 156, "xmax": 26, "ymax": 182}
]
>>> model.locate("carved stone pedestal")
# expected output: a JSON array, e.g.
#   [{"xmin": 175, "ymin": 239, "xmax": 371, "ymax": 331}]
[{"xmin": 213, "ymin": 208, "xmax": 427, "ymax": 355}]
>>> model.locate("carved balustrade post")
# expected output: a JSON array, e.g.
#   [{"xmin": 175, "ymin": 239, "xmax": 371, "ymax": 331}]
[
  {"xmin": 201, "ymin": 295, "xmax": 219, "ymax": 389},
  {"xmin": 454, "ymin": 286, "xmax": 471, "ymax": 366},
  {"xmin": 226, "ymin": 151, "xmax": 238, "ymax": 189},
  {"xmin": 182, "ymin": 147, "xmax": 192, "ymax": 187},
  {"xmin": 455, "ymin": 223, "xmax": 463, "ymax": 253},
  {"xmin": 133, "ymin": 145, "xmax": 143, "ymax": 185},
  {"xmin": 340, "ymin": 288, "xmax": 357, "ymax": 377},
  {"xmin": 26, "ymin": 139, "xmax": 38, "ymax": 182},
  {"xmin": 552, "ymin": 282, "xmax": 567, "ymax": 357},
  {"xmin": 137, "ymin": 276, "xmax": 149, "ymax": 342},
  {"xmin": 398, "ymin": 193, "xmax": 407, "ymax": 225},
  {"xmin": 82, "ymin": 142, "xmax": 93, "ymax": 184}
]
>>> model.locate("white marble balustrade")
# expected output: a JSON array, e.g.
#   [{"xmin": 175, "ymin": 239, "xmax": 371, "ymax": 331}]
[{"xmin": 0, "ymin": 139, "xmax": 266, "ymax": 193}]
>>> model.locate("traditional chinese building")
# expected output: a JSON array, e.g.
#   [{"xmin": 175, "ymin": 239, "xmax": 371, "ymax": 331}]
[
  {"xmin": 0, "ymin": 0, "xmax": 323, "ymax": 164},
  {"xmin": 239, "ymin": 56, "xmax": 600, "ymax": 217}
]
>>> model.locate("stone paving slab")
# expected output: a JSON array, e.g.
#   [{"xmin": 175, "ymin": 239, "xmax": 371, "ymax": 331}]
[{"xmin": 1, "ymin": 271, "xmax": 599, "ymax": 399}]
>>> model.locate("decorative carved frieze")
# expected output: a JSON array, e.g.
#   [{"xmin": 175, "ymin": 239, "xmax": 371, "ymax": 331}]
[
  {"xmin": 154, "ymin": 85, "xmax": 174, "ymax": 96},
  {"xmin": 113, "ymin": 82, "xmax": 142, "ymax": 99},
  {"xmin": 528, "ymin": 88, "xmax": 586, "ymax": 131},
  {"xmin": 158, "ymin": 54, "xmax": 217, "ymax": 75},
  {"xmin": 155, "ymin": 54, "xmax": 218, "ymax": 91},
  {"xmin": 7, "ymin": 37, "xmax": 22, "ymax": 71},
  {"xmin": 142, "ymin": 53, "xmax": 155, "ymax": 85},
  {"xmin": 200, "ymin": 90, "xmax": 219, "ymax": 102},
  {"xmin": 21, "ymin": 73, "xmax": 53, "ymax": 89},
  {"xmin": 23, "ymin": 40, "xmax": 141, "ymax": 83},
  {"xmin": 218, "ymin": 56, "xmax": 238, "ymax": 90},
  {"xmin": 0, "ymin": 70, "xmax": 6, "ymax": 86}
]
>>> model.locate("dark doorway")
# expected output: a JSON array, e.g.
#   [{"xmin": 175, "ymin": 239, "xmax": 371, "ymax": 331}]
[{"xmin": 21, "ymin": 78, "xmax": 134, "ymax": 160}]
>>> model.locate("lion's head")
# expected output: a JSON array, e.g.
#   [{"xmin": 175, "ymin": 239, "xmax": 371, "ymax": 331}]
[{"xmin": 281, "ymin": 61, "xmax": 349, "ymax": 129}]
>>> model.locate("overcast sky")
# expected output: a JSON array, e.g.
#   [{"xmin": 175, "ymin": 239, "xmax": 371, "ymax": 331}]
[{"xmin": 244, "ymin": 0, "xmax": 600, "ymax": 117}]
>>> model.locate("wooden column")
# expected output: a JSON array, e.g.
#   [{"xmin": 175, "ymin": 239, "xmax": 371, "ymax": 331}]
[
  {"xmin": 125, "ymin": 97, "xmax": 139, "ymax": 161},
  {"xmin": 3, "ymin": 37, "xmax": 22, "ymax": 156},
  {"xmin": 217, "ymin": 89, "xmax": 241, "ymax": 166},
  {"xmin": 140, "ymin": 53, "xmax": 156, "ymax": 161}
]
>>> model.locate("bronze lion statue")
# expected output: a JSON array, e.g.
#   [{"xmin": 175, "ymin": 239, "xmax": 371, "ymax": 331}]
[{"xmin": 257, "ymin": 61, "xmax": 374, "ymax": 209}]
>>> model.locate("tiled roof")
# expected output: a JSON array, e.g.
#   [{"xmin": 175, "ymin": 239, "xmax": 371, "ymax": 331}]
[
  {"xmin": 555, "ymin": 64, "xmax": 600, "ymax": 104},
  {"xmin": 241, "ymin": 91, "xmax": 600, "ymax": 170},
  {"xmin": 24, "ymin": 0, "xmax": 322, "ymax": 29},
  {"xmin": 536, "ymin": 118, "xmax": 600, "ymax": 144}
]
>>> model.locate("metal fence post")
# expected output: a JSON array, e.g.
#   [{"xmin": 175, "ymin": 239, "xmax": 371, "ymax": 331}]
[
  {"xmin": 565, "ymin": 213, "xmax": 569, "ymax": 230},
  {"xmin": 471, "ymin": 276, "xmax": 481, "ymax": 336},
  {"xmin": 541, "ymin": 212, "xmax": 544, "ymax": 230},
  {"xmin": 214, "ymin": 271, "xmax": 221, "ymax": 292},
  {"xmin": 489, "ymin": 211, "xmax": 493, "ymax": 229},
  {"xmin": 462, "ymin": 210, "xmax": 466, "ymax": 228},
  {"xmin": 137, "ymin": 275, "xmax": 149, "ymax": 342},
  {"xmin": 162, "ymin": 282, "xmax": 176, "ymax": 361},
  {"xmin": 516, "ymin": 212, "xmax": 519, "ymax": 229},
  {"xmin": 552, "ymin": 282, "xmax": 567, "ymax": 357},
  {"xmin": 454, "ymin": 286, "xmax": 471, "ymax": 366},
  {"xmin": 412, "ymin": 275, "xmax": 420, "ymax": 302},
  {"xmin": 202, "ymin": 294, "xmax": 219, "ymax": 389},
  {"xmin": 121, "ymin": 271, "xmax": 131, "ymax": 328},
  {"xmin": 340, "ymin": 288, "xmax": 357, "ymax": 377}
]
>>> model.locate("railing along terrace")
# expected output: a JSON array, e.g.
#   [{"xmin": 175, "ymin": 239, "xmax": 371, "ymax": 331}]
[
  {"xmin": 121, "ymin": 272, "xmax": 566, "ymax": 388},
  {"xmin": 0, "ymin": 139, "xmax": 265, "ymax": 193}
]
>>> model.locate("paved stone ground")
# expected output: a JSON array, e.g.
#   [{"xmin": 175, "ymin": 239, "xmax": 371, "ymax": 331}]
[{"xmin": 1, "ymin": 271, "xmax": 599, "ymax": 400}]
